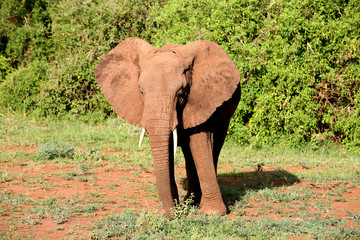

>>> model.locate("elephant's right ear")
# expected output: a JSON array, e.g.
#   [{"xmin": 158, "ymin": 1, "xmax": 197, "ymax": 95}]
[{"xmin": 94, "ymin": 38, "xmax": 157, "ymax": 127}]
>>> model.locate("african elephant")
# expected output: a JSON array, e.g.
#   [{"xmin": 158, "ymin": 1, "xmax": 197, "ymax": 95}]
[{"xmin": 94, "ymin": 38, "xmax": 240, "ymax": 219}]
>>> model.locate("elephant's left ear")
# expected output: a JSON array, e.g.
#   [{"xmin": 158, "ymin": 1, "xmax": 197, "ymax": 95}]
[{"xmin": 181, "ymin": 41, "xmax": 240, "ymax": 129}]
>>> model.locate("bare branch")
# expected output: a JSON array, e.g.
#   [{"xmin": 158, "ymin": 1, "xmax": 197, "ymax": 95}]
[
  {"xmin": 307, "ymin": 41, "xmax": 314, "ymax": 53},
  {"xmin": 254, "ymin": 31, "xmax": 266, "ymax": 47},
  {"xmin": 330, "ymin": 0, "xmax": 343, "ymax": 17}
]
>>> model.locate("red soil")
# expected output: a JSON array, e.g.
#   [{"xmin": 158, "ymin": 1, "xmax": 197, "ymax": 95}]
[{"xmin": 0, "ymin": 145, "xmax": 359, "ymax": 239}]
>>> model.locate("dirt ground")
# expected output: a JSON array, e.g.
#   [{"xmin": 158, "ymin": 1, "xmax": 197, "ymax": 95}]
[{"xmin": 1, "ymin": 146, "xmax": 359, "ymax": 239}]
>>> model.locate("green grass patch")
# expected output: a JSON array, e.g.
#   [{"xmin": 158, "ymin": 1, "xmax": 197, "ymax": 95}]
[{"xmin": 89, "ymin": 209, "xmax": 359, "ymax": 239}]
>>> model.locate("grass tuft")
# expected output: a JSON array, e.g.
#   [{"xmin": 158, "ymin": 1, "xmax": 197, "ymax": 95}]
[{"xmin": 38, "ymin": 140, "xmax": 75, "ymax": 160}]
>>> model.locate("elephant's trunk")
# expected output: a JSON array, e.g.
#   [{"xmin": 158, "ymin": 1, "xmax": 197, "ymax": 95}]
[
  {"xmin": 148, "ymin": 128, "xmax": 177, "ymax": 218},
  {"xmin": 144, "ymin": 100, "xmax": 179, "ymax": 219}
]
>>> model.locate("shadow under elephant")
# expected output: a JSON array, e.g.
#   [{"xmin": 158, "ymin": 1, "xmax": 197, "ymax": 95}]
[{"xmin": 180, "ymin": 168, "xmax": 300, "ymax": 212}]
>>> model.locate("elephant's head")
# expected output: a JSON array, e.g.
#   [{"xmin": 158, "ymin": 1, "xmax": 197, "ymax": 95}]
[{"xmin": 95, "ymin": 38, "xmax": 239, "ymax": 218}]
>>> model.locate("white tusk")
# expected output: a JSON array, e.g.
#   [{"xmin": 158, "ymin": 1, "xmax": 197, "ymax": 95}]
[
  {"xmin": 173, "ymin": 128, "xmax": 178, "ymax": 157},
  {"xmin": 138, "ymin": 128, "xmax": 146, "ymax": 148}
]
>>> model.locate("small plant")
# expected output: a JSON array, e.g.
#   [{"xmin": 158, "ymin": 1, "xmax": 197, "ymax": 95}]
[
  {"xmin": 0, "ymin": 206, "xmax": 6, "ymax": 216},
  {"xmin": 77, "ymin": 164, "xmax": 93, "ymax": 175},
  {"xmin": 74, "ymin": 147, "xmax": 105, "ymax": 163},
  {"xmin": 60, "ymin": 171, "xmax": 78, "ymax": 180},
  {"xmin": 256, "ymin": 162, "xmax": 265, "ymax": 172},
  {"xmin": 171, "ymin": 194, "xmax": 196, "ymax": 220},
  {"xmin": 333, "ymin": 196, "xmax": 347, "ymax": 202},
  {"xmin": 299, "ymin": 160, "xmax": 310, "ymax": 169},
  {"xmin": 0, "ymin": 168, "xmax": 18, "ymax": 183},
  {"xmin": 25, "ymin": 215, "xmax": 41, "ymax": 225},
  {"xmin": 58, "ymin": 164, "xmax": 94, "ymax": 181},
  {"xmin": 38, "ymin": 141, "xmax": 75, "ymax": 160},
  {"xmin": 347, "ymin": 211, "xmax": 360, "ymax": 223}
]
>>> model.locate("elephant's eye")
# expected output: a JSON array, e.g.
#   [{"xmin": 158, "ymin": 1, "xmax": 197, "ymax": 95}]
[
  {"xmin": 139, "ymin": 89, "xmax": 144, "ymax": 95},
  {"xmin": 176, "ymin": 89, "xmax": 184, "ymax": 97}
]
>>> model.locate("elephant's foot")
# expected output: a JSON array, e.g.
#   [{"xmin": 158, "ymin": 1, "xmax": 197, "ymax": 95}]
[{"xmin": 200, "ymin": 199, "xmax": 227, "ymax": 216}]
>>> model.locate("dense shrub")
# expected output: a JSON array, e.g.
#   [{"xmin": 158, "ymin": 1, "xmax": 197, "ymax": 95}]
[
  {"xmin": 0, "ymin": 0, "xmax": 359, "ymax": 149},
  {"xmin": 0, "ymin": 59, "xmax": 48, "ymax": 115},
  {"xmin": 147, "ymin": 0, "xmax": 360, "ymax": 148},
  {"xmin": 0, "ymin": 0, "xmax": 161, "ymax": 119}
]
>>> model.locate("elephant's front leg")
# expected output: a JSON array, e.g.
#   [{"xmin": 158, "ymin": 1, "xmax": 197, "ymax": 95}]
[
  {"xmin": 189, "ymin": 132, "xmax": 226, "ymax": 215},
  {"xmin": 181, "ymin": 141, "xmax": 202, "ymax": 205}
]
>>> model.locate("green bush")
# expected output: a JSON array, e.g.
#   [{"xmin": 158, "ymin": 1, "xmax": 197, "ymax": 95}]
[
  {"xmin": 0, "ymin": 0, "xmax": 359, "ymax": 149},
  {"xmin": 0, "ymin": 0, "xmax": 161, "ymax": 119},
  {"xmin": 147, "ymin": 0, "xmax": 360, "ymax": 148},
  {"xmin": 0, "ymin": 59, "xmax": 48, "ymax": 114},
  {"xmin": 0, "ymin": 54, "xmax": 13, "ymax": 79}
]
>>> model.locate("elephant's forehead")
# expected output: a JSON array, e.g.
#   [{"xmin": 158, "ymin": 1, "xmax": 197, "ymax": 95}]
[{"xmin": 142, "ymin": 54, "xmax": 187, "ymax": 70}]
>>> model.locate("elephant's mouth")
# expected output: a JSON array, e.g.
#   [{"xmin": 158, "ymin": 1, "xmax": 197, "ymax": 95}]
[{"xmin": 138, "ymin": 128, "xmax": 178, "ymax": 157}]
